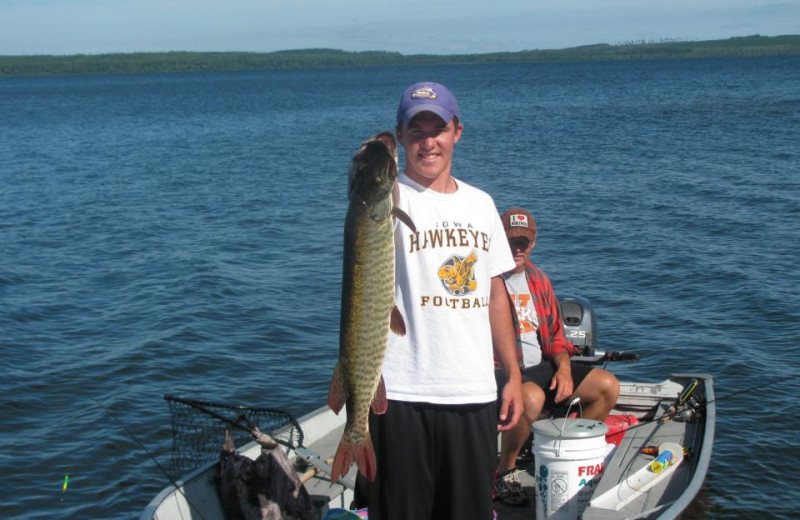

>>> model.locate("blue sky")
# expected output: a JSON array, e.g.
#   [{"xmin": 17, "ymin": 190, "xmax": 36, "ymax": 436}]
[{"xmin": 2, "ymin": 1, "xmax": 799, "ymax": 56}]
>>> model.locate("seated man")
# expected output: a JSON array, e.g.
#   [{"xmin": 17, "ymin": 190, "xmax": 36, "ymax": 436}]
[{"xmin": 493, "ymin": 207, "xmax": 620, "ymax": 507}]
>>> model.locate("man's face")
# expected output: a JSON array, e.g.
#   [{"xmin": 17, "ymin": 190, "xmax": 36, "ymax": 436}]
[
  {"xmin": 397, "ymin": 111, "xmax": 462, "ymax": 186},
  {"xmin": 508, "ymin": 236, "xmax": 535, "ymax": 269}
]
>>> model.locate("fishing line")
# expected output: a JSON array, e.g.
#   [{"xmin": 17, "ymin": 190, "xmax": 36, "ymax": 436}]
[
  {"xmin": 89, "ymin": 397, "xmax": 209, "ymax": 520},
  {"xmin": 596, "ymin": 373, "xmax": 800, "ymax": 436},
  {"xmin": 699, "ymin": 373, "xmax": 797, "ymax": 406}
]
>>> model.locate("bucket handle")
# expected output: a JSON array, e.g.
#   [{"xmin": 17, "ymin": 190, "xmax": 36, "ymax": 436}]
[{"xmin": 556, "ymin": 398, "xmax": 582, "ymax": 457}]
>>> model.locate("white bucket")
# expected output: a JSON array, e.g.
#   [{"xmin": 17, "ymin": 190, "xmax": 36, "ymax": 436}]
[{"xmin": 533, "ymin": 418, "xmax": 614, "ymax": 520}]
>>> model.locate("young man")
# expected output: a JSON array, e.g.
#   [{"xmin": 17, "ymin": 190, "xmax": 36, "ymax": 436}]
[
  {"xmin": 492, "ymin": 207, "xmax": 620, "ymax": 507},
  {"xmin": 355, "ymin": 82, "xmax": 523, "ymax": 519}
]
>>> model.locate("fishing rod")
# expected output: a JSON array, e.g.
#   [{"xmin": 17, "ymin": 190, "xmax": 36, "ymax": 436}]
[
  {"xmin": 576, "ymin": 346, "xmax": 798, "ymax": 413},
  {"xmin": 704, "ymin": 373, "xmax": 798, "ymax": 405},
  {"xmin": 596, "ymin": 373, "xmax": 799, "ymax": 437},
  {"xmin": 90, "ymin": 397, "xmax": 210, "ymax": 520}
]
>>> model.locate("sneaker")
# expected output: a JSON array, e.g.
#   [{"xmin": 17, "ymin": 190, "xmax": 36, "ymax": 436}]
[
  {"xmin": 516, "ymin": 433, "xmax": 534, "ymax": 466},
  {"xmin": 492, "ymin": 467, "xmax": 530, "ymax": 507}
]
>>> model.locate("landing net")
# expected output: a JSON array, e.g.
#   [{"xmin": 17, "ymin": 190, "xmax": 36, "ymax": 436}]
[{"xmin": 165, "ymin": 394, "xmax": 303, "ymax": 480}]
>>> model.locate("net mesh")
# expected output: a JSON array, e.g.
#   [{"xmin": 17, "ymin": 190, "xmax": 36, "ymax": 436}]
[{"xmin": 165, "ymin": 395, "xmax": 304, "ymax": 480}]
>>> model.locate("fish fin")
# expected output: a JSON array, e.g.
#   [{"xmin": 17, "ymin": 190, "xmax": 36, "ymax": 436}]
[
  {"xmin": 389, "ymin": 305, "xmax": 406, "ymax": 336},
  {"xmin": 371, "ymin": 375, "xmax": 388, "ymax": 415},
  {"xmin": 331, "ymin": 436, "xmax": 378, "ymax": 484},
  {"xmin": 391, "ymin": 207, "xmax": 416, "ymax": 233},
  {"xmin": 330, "ymin": 438, "xmax": 356, "ymax": 484},
  {"xmin": 357, "ymin": 436, "xmax": 378, "ymax": 482},
  {"xmin": 327, "ymin": 362, "xmax": 348, "ymax": 414}
]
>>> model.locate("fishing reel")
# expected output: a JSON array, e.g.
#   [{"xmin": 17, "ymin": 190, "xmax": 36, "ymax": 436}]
[
  {"xmin": 669, "ymin": 379, "xmax": 704, "ymax": 423},
  {"xmin": 674, "ymin": 395, "xmax": 705, "ymax": 422}
]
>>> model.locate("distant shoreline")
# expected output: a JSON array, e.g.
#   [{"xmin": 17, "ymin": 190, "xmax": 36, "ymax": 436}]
[{"xmin": 2, "ymin": 34, "xmax": 799, "ymax": 77}]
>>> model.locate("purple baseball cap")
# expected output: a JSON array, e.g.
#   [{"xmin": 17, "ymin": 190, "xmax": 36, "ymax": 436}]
[{"xmin": 396, "ymin": 82, "xmax": 461, "ymax": 126}]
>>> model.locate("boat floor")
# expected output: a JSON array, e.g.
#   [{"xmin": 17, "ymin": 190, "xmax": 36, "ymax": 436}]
[
  {"xmin": 493, "ymin": 403, "xmax": 702, "ymax": 519},
  {"xmin": 304, "ymin": 379, "xmax": 708, "ymax": 520},
  {"xmin": 304, "ymin": 406, "xmax": 700, "ymax": 520}
]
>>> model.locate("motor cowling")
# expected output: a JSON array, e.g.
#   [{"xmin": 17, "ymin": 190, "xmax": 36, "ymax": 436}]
[{"xmin": 558, "ymin": 295, "xmax": 597, "ymax": 355}]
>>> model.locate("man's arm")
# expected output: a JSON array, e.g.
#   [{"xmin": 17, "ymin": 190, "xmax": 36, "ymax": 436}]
[
  {"xmin": 550, "ymin": 352, "xmax": 574, "ymax": 404},
  {"xmin": 537, "ymin": 268, "xmax": 577, "ymax": 402},
  {"xmin": 489, "ymin": 275, "xmax": 523, "ymax": 431}
]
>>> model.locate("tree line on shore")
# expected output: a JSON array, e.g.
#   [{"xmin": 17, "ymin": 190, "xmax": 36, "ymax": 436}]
[{"xmin": 1, "ymin": 35, "xmax": 798, "ymax": 77}]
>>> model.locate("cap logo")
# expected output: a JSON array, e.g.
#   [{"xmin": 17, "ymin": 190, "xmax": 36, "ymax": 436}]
[
  {"xmin": 510, "ymin": 214, "xmax": 529, "ymax": 228},
  {"xmin": 411, "ymin": 86, "xmax": 438, "ymax": 100}
]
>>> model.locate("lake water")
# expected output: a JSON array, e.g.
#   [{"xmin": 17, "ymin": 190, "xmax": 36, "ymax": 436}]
[{"xmin": 1, "ymin": 57, "xmax": 799, "ymax": 519}]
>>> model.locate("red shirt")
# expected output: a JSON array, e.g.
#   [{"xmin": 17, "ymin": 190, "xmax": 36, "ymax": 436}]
[{"xmin": 508, "ymin": 261, "xmax": 580, "ymax": 367}]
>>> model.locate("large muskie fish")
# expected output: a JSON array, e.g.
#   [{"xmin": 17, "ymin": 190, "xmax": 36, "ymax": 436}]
[{"xmin": 327, "ymin": 131, "xmax": 414, "ymax": 484}]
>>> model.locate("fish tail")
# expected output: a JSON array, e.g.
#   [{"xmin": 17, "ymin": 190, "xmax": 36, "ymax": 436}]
[{"xmin": 331, "ymin": 435, "xmax": 377, "ymax": 483}]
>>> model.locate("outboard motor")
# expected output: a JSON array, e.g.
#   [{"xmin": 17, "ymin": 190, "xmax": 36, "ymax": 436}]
[{"xmin": 558, "ymin": 295, "xmax": 597, "ymax": 357}]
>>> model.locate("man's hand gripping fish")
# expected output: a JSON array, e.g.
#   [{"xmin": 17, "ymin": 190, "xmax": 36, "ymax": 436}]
[{"xmin": 327, "ymin": 131, "xmax": 414, "ymax": 484}]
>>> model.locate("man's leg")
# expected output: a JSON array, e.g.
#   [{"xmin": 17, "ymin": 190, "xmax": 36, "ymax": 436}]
[
  {"xmin": 571, "ymin": 367, "xmax": 620, "ymax": 421},
  {"xmin": 432, "ymin": 402, "xmax": 497, "ymax": 520},
  {"xmin": 497, "ymin": 381, "xmax": 544, "ymax": 471},
  {"xmin": 354, "ymin": 400, "xmax": 435, "ymax": 519}
]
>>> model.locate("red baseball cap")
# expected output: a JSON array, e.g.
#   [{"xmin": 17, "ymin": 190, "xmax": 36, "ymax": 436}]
[{"xmin": 501, "ymin": 207, "xmax": 537, "ymax": 241}]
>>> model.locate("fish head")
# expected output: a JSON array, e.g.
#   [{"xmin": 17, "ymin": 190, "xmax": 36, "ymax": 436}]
[{"xmin": 348, "ymin": 131, "xmax": 398, "ymax": 209}]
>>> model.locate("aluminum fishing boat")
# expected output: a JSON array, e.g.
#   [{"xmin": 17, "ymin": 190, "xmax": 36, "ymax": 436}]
[{"xmin": 141, "ymin": 297, "xmax": 714, "ymax": 520}]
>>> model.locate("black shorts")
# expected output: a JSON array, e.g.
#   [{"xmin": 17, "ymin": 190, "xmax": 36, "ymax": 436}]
[
  {"xmin": 496, "ymin": 360, "xmax": 594, "ymax": 411},
  {"xmin": 354, "ymin": 400, "xmax": 497, "ymax": 520}
]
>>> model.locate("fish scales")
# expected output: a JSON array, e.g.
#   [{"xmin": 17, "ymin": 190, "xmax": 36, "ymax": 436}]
[
  {"xmin": 328, "ymin": 132, "xmax": 406, "ymax": 484},
  {"xmin": 340, "ymin": 204, "xmax": 395, "ymax": 441}
]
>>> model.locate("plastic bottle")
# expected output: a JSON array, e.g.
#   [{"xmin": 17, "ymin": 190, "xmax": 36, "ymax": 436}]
[{"xmin": 649, "ymin": 451, "xmax": 674, "ymax": 474}]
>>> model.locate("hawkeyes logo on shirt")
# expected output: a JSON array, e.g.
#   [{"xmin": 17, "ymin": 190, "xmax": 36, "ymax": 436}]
[{"xmin": 437, "ymin": 249, "xmax": 478, "ymax": 296}]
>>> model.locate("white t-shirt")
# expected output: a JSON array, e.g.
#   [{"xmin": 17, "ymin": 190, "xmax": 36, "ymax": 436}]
[
  {"xmin": 503, "ymin": 271, "xmax": 542, "ymax": 367},
  {"xmin": 383, "ymin": 172, "xmax": 516, "ymax": 404}
]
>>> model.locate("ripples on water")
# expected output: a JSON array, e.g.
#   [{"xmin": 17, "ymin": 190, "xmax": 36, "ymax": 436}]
[{"xmin": 1, "ymin": 57, "xmax": 798, "ymax": 518}]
